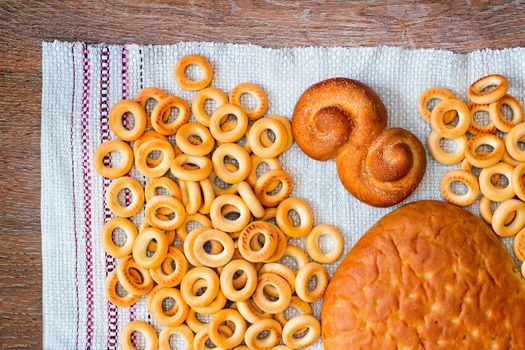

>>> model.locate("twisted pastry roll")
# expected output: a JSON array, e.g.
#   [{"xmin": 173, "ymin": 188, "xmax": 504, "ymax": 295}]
[{"xmin": 292, "ymin": 78, "xmax": 426, "ymax": 207}]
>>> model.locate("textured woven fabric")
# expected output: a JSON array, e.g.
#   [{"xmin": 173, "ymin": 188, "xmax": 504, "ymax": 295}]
[{"xmin": 42, "ymin": 41, "xmax": 525, "ymax": 349}]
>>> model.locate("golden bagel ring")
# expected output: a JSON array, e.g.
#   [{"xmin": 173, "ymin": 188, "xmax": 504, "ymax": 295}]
[
  {"xmin": 505, "ymin": 123, "xmax": 525, "ymax": 161},
  {"xmin": 253, "ymin": 272, "xmax": 292, "ymax": 314},
  {"xmin": 258, "ymin": 263, "xmax": 295, "ymax": 295},
  {"xmin": 417, "ymin": 87, "xmax": 457, "ymax": 123},
  {"xmin": 295, "ymin": 262, "xmax": 328, "ymax": 303},
  {"xmin": 106, "ymin": 176, "xmax": 144, "ymax": 218},
  {"xmin": 430, "ymin": 99, "xmax": 471, "ymax": 138},
  {"xmin": 247, "ymin": 118, "xmax": 288, "ymax": 158},
  {"xmin": 468, "ymin": 103, "xmax": 497, "ymax": 135},
  {"xmin": 503, "ymin": 149, "xmax": 522, "ymax": 167},
  {"xmin": 171, "ymin": 154, "xmax": 213, "ymax": 182},
  {"xmin": 439, "ymin": 169, "xmax": 479, "ymax": 206},
  {"xmin": 120, "ymin": 320, "xmax": 158, "ymax": 350},
  {"xmin": 133, "ymin": 130, "xmax": 169, "ymax": 167},
  {"xmin": 229, "ymin": 82, "xmax": 268, "ymax": 121},
  {"xmin": 180, "ymin": 266, "xmax": 219, "ymax": 307},
  {"xmin": 262, "ymin": 115, "xmax": 294, "ymax": 150},
  {"xmin": 513, "ymin": 163, "xmax": 525, "ymax": 201},
  {"xmin": 282, "ymin": 315, "xmax": 321, "ymax": 349},
  {"xmin": 427, "ymin": 131, "xmax": 467, "ymax": 165},
  {"xmin": 279, "ymin": 245, "xmax": 309, "ymax": 272},
  {"xmin": 183, "ymin": 227, "xmax": 209, "ymax": 267},
  {"xmin": 145, "ymin": 176, "xmax": 181, "ymax": 216},
  {"xmin": 93, "ymin": 140, "xmax": 133, "ymax": 178},
  {"xmin": 479, "ymin": 162, "xmax": 515, "ymax": 201},
  {"xmin": 464, "ymin": 134, "xmax": 505, "ymax": 168},
  {"xmin": 150, "ymin": 246, "xmax": 188, "ymax": 287},
  {"xmin": 101, "ymin": 217, "xmax": 138, "ymax": 258},
  {"xmin": 237, "ymin": 181, "xmax": 265, "ymax": 218},
  {"xmin": 209, "ymin": 162, "xmax": 239, "ymax": 196},
  {"xmin": 135, "ymin": 87, "xmax": 169, "ymax": 128},
  {"xmin": 159, "ymin": 325, "xmax": 194, "ymax": 350},
  {"xmin": 237, "ymin": 299, "xmax": 273, "ymax": 324},
  {"xmin": 104, "ymin": 269, "xmax": 140, "ymax": 307},
  {"xmin": 109, "ymin": 99, "xmax": 147, "ymax": 141},
  {"xmin": 247, "ymin": 156, "xmax": 282, "ymax": 189},
  {"xmin": 132, "ymin": 226, "xmax": 169, "ymax": 269},
  {"xmin": 185, "ymin": 309, "xmax": 209, "ymax": 333},
  {"xmin": 480, "ymin": 196, "xmax": 495, "ymax": 224},
  {"xmin": 149, "ymin": 287, "xmax": 189, "ymax": 327},
  {"xmin": 513, "ymin": 228, "xmax": 525, "ymax": 261},
  {"xmin": 174, "ymin": 54, "xmax": 213, "ymax": 91},
  {"xmin": 177, "ymin": 213, "xmax": 212, "ymax": 242},
  {"xmin": 492, "ymin": 199, "xmax": 525, "ymax": 237},
  {"xmin": 192, "ymin": 87, "xmax": 228, "ymax": 126},
  {"xmin": 193, "ymin": 229, "xmax": 235, "ymax": 267},
  {"xmin": 208, "ymin": 309, "xmax": 247, "ymax": 349},
  {"xmin": 175, "ymin": 122, "xmax": 215, "ymax": 156},
  {"xmin": 219, "ymin": 259, "xmax": 258, "ymax": 302},
  {"xmin": 489, "ymin": 94, "xmax": 524, "ymax": 132},
  {"xmin": 467, "ymin": 74, "xmax": 509, "ymax": 104},
  {"xmin": 210, "ymin": 194, "xmax": 251, "ymax": 233},
  {"xmin": 151, "ymin": 96, "xmax": 190, "ymax": 135},
  {"xmin": 209, "ymin": 103, "xmax": 249, "ymax": 143},
  {"xmin": 263, "ymin": 224, "xmax": 288, "ymax": 263},
  {"xmin": 145, "ymin": 195, "xmax": 186, "ymax": 231},
  {"xmin": 238, "ymin": 221, "xmax": 279, "ymax": 262},
  {"xmin": 212, "ymin": 143, "xmax": 251, "ymax": 184},
  {"xmin": 191, "ymin": 289, "xmax": 227, "ymax": 315},
  {"xmin": 199, "ymin": 178, "xmax": 215, "ymax": 215},
  {"xmin": 276, "ymin": 197, "xmax": 314, "ymax": 238},
  {"xmin": 274, "ymin": 296, "xmax": 312, "ymax": 328},
  {"xmin": 193, "ymin": 327, "xmax": 222, "ymax": 350},
  {"xmin": 254, "ymin": 169, "xmax": 293, "ymax": 207},
  {"xmin": 179, "ymin": 180, "xmax": 202, "ymax": 215},
  {"xmin": 136, "ymin": 138, "xmax": 175, "ymax": 178},
  {"xmin": 116, "ymin": 256, "xmax": 154, "ymax": 296},
  {"xmin": 244, "ymin": 319, "xmax": 282, "ymax": 349},
  {"xmin": 305, "ymin": 224, "xmax": 344, "ymax": 264}
]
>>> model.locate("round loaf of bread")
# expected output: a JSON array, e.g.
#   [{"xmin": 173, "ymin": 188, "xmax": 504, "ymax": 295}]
[{"xmin": 322, "ymin": 200, "xmax": 525, "ymax": 349}]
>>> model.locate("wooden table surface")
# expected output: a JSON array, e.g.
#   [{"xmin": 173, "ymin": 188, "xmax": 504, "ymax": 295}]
[{"xmin": 1, "ymin": 1, "xmax": 525, "ymax": 348}]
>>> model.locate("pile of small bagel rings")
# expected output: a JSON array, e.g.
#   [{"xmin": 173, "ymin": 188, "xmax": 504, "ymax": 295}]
[
  {"xmin": 93, "ymin": 54, "xmax": 344, "ymax": 350},
  {"xmin": 418, "ymin": 74, "xmax": 525, "ymax": 273}
]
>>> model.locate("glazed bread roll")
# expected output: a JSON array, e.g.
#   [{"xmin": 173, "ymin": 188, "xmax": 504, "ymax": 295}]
[
  {"xmin": 292, "ymin": 78, "xmax": 426, "ymax": 207},
  {"xmin": 322, "ymin": 200, "xmax": 525, "ymax": 349}
]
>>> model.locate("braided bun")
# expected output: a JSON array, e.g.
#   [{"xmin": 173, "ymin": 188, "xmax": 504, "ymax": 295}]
[{"xmin": 292, "ymin": 78, "xmax": 426, "ymax": 207}]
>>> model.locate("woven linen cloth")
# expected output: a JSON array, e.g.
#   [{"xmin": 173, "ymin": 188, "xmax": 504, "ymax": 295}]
[{"xmin": 42, "ymin": 40, "xmax": 525, "ymax": 349}]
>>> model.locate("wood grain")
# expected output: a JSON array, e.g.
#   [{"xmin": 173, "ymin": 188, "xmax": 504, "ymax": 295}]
[{"xmin": 1, "ymin": 0, "xmax": 524, "ymax": 348}]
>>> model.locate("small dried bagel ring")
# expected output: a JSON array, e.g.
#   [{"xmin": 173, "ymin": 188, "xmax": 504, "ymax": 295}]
[
  {"xmin": 417, "ymin": 87, "xmax": 457, "ymax": 123},
  {"xmin": 468, "ymin": 103, "xmax": 497, "ymax": 135},
  {"xmin": 192, "ymin": 87, "xmax": 228, "ymax": 126},
  {"xmin": 427, "ymin": 131, "xmax": 467, "ymax": 165},
  {"xmin": 237, "ymin": 181, "xmax": 265, "ymax": 218},
  {"xmin": 258, "ymin": 263, "xmax": 295, "ymax": 294},
  {"xmin": 220, "ymin": 259, "xmax": 257, "ymax": 302},
  {"xmin": 503, "ymin": 149, "xmax": 522, "ymax": 167},
  {"xmin": 263, "ymin": 115, "xmax": 293, "ymax": 150},
  {"xmin": 150, "ymin": 246, "xmax": 188, "ymax": 287},
  {"xmin": 151, "ymin": 96, "xmax": 190, "ymax": 135},
  {"xmin": 191, "ymin": 289, "xmax": 227, "ymax": 315},
  {"xmin": 101, "ymin": 217, "xmax": 138, "ymax": 258},
  {"xmin": 295, "ymin": 262, "xmax": 328, "ymax": 303},
  {"xmin": 505, "ymin": 123, "xmax": 525, "ymax": 161},
  {"xmin": 132, "ymin": 227, "xmax": 168, "ymax": 269},
  {"xmin": 229, "ymin": 82, "xmax": 268, "ymax": 121},
  {"xmin": 145, "ymin": 177, "xmax": 181, "ymax": 216},
  {"xmin": 104, "ymin": 270, "xmax": 139, "ymax": 307},
  {"xmin": 254, "ymin": 169, "xmax": 293, "ymax": 207},
  {"xmin": 135, "ymin": 87, "xmax": 169, "ymax": 128},
  {"xmin": 439, "ymin": 169, "xmax": 479, "ymax": 206},
  {"xmin": 193, "ymin": 327, "xmax": 221, "ymax": 350},
  {"xmin": 244, "ymin": 319, "xmax": 282, "ymax": 350},
  {"xmin": 209, "ymin": 309, "xmax": 247, "ymax": 349},
  {"xmin": 247, "ymin": 156, "xmax": 282, "ymax": 189},
  {"xmin": 175, "ymin": 122, "xmax": 215, "ymax": 156},
  {"xmin": 279, "ymin": 245, "xmax": 309, "ymax": 272},
  {"xmin": 171, "ymin": 154, "xmax": 213, "ymax": 182},
  {"xmin": 248, "ymin": 118, "xmax": 288, "ymax": 158},
  {"xmin": 237, "ymin": 299, "xmax": 273, "ymax": 324},
  {"xmin": 193, "ymin": 229, "xmax": 235, "ymax": 267},
  {"xmin": 93, "ymin": 140, "xmax": 133, "ymax": 178},
  {"xmin": 179, "ymin": 180, "xmax": 202, "ymax": 215},
  {"xmin": 513, "ymin": 228, "xmax": 525, "ymax": 261},
  {"xmin": 210, "ymin": 103, "xmax": 249, "ymax": 143},
  {"xmin": 116, "ymin": 256, "xmax": 154, "ymax": 296},
  {"xmin": 199, "ymin": 178, "xmax": 215, "ymax": 215},
  {"xmin": 183, "ymin": 227, "xmax": 209, "ymax": 267},
  {"xmin": 306, "ymin": 224, "xmax": 344, "ymax": 264},
  {"xmin": 274, "ymin": 296, "xmax": 312, "ymax": 328},
  {"xmin": 467, "ymin": 74, "xmax": 509, "ymax": 104},
  {"xmin": 136, "ymin": 138, "xmax": 175, "ymax": 178},
  {"xmin": 133, "ymin": 130, "xmax": 168, "ymax": 167},
  {"xmin": 109, "ymin": 99, "xmax": 147, "ymax": 141},
  {"xmin": 177, "ymin": 213, "xmax": 212, "ymax": 242},
  {"xmin": 253, "ymin": 272, "xmax": 292, "ymax": 314},
  {"xmin": 106, "ymin": 176, "xmax": 144, "ymax": 218},
  {"xmin": 513, "ymin": 163, "xmax": 525, "ymax": 201},
  {"xmin": 430, "ymin": 99, "xmax": 471, "ymax": 138},
  {"xmin": 276, "ymin": 197, "xmax": 314, "ymax": 238},
  {"xmin": 210, "ymin": 194, "xmax": 251, "ymax": 232},
  {"xmin": 479, "ymin": 162, "xmax": 515, "ymax": 201},
  {"xmin": 145, "ymin": 195, "xmax": 186, "ymax": 231},
  {"xmin": 185, "ymin": 309, "xmax": 209, "ymax": 333},
  {"xmin": 238, "ymin": 221, "xmax": 279, "ymax": 262},
  {"xmin": 212, "ymin": 143, "xmax": 251, "ymax": 184},
  {"xmin": 159, "ymin": 325, "xmax": 194, "ymax": 350},
  {"xmin": 180, "ymin": 266, "xmax": 219, "ymax": 307},
  {"xmin": 492, "ymin": 199, "xmax": 525, "ymax": 237},
  {"xmin": 489, "ymin": 94, "xmax": 524, "ymax": 132},
  {"xmin": 174, "ymin": 54, "xmax": 213, "ymax": 91},
  {"xmin": 282, "ymin": 315, "xmax": 321, "ymax": 349},
  {"xmin": 149, "ymin": 287, "xmax": 189, "ymax": 327},
  {"xmin": 263, "ymin": 224, "xmax": 288, "ymax": 263},
  {"xmin": 464, "ymin": 134, "xmax": 505, "ymax": 168},
  {"xmin": 120, "ymin": 320, "xmax": 158, "ymax": 350}
]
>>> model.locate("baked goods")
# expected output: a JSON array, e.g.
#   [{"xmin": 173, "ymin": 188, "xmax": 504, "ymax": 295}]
[
  {"xmin": 322, "ymin": 200, "xmax": 525, "ymax": 349},
  {"xmin": 292, "ymin": 77, "xmax": 426, "ymax": 207}
]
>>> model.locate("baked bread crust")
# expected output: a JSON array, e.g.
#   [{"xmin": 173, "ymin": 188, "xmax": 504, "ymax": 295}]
[{"xmin": 322, "ymin": 200, "xmax": 525, "ymax": 350}]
